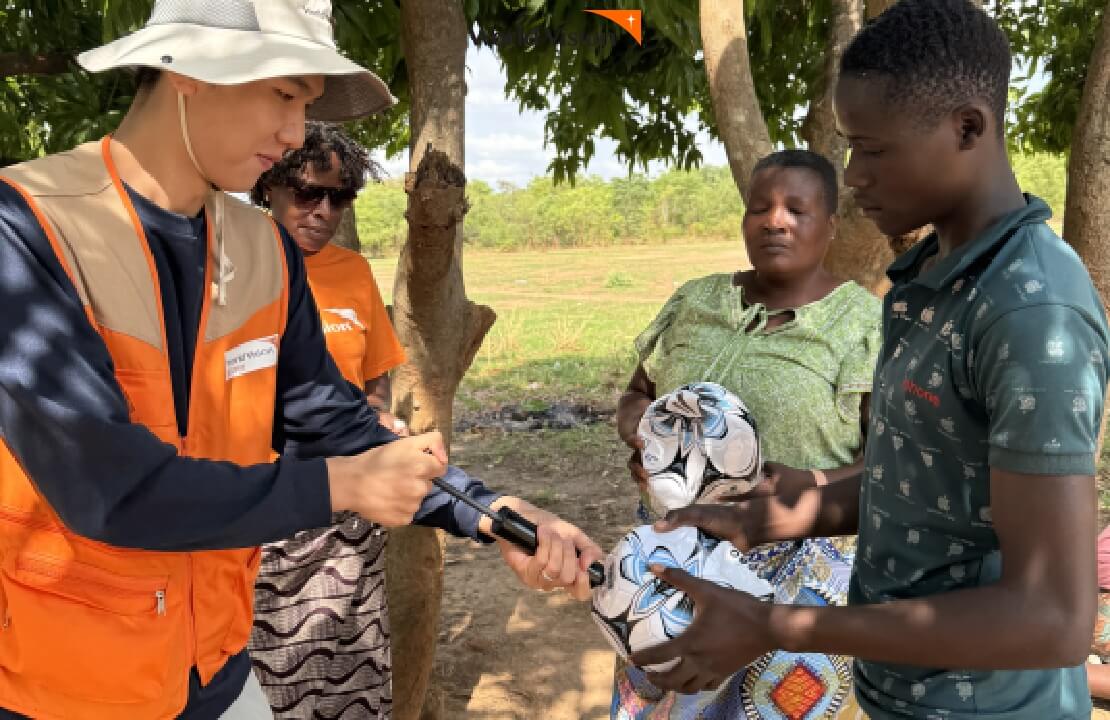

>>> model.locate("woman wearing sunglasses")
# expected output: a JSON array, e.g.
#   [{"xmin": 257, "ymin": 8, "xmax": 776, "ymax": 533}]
[
  {"xmin": 248, "ymin": 123, "xmax": 413, "ymax": 717},
  {"xmin": 252, "ymin": 121, "xmax": 408, "ymax": 435}
]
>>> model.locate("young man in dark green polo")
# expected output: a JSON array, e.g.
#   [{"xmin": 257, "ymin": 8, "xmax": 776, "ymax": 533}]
[{"xmin": 628, "ymin": 1, "xmax": 1109, "ymax": 718}]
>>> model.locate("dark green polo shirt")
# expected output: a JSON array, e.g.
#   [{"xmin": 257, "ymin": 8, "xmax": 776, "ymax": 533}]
[{"xmin": 851, "ymin": 196, "xmax": 1109, "ymax": 719}]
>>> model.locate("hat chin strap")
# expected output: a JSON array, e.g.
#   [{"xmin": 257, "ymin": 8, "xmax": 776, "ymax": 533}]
[
  {"xmin": 177, "ymin": 92, "xmax": 207, "ymax": 183},
  {"xmin": 178, "ymin": 92, "xmax": 232, "ymax": 307}
]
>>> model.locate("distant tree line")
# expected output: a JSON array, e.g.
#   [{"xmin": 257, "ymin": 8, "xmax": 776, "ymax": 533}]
[{"xmin": 356, "ymin": 154, "xmax": 1068, "ymax": 255}]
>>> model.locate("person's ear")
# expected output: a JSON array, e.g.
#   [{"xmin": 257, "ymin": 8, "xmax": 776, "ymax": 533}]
[
  {"xmin": 827, "ymin": 212, "xmax": 839, "ymax": 241},
  {"xmin": 953, "ymin": 104, "xmax": 987, "ymax": 151},
  {"xmin": 163, "ymin": 71, "xmax": 201, "ymax": 98}
]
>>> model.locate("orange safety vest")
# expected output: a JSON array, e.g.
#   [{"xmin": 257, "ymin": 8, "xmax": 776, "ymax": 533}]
[{"xmin": 0, "ymin": 137, "xmax": 289, "ymax": 719}]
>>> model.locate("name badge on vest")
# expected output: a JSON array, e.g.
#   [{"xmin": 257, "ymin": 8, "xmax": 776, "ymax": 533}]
[{"xmin": 225, "ymin": 335, "xmax": 280, "ymax": 380}]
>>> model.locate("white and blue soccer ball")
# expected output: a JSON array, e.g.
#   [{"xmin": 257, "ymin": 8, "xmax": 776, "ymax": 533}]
[
  {"xmin": 639, "ymin": 382, "xmax": 762, "ymax": 515},
  {"xmin": 591, "ymin": 525, "xmax": 773, "ymax": 670}
]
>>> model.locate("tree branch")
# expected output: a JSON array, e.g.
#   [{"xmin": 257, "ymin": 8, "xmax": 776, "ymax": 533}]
[{"xmin": 0, "ymin": 52, "xmax": 72, "ymax": 76}]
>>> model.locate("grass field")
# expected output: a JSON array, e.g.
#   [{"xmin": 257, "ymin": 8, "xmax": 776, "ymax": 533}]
[{"xmin": 367, "ymin": 240, "xmax": 750, "ymax": 412}]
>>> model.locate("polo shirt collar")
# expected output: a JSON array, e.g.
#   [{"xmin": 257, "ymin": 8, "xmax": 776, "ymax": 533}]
[{"xmin": 886, "ymin": 194, "xmax": 1052, "ymax": 290}]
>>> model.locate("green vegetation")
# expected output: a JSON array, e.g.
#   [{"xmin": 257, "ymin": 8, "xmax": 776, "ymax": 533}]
[
  {"xmin": 603, "ymin": 271, "xmax": 635, "ymax": 289},
  {"xmin": 1011, "ymin": 152, "xmax": 1068, "ymax": 222},
  {"xmin": 357, "ymin": 165, "xmax": 745, "ymax": 255},
  {"xmin": 358, "ymin": 154, "xmax": 1068, "ymax": 255}
]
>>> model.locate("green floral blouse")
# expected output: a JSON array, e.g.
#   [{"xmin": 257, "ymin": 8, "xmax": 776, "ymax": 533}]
[{"xmin": 636, "ymin": 273, "xmax": 882, "ymax": 470}]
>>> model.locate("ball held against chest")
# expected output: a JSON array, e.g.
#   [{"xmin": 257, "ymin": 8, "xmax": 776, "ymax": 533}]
[{"xmin": 639, "ymin": 382, "xmax": 763, "ymax": 515}]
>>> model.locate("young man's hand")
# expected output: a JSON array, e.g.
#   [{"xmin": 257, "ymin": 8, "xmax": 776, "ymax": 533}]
[
  {"xmin": 326, "ymin": 432, "xmax": 446, "ymax": 526},
  {"xmin": 485, "ymin": 497, "xmax": 604, "ymax": 601},
  {"xmin": 630, "ymin": 564, "xmax": 775, "ymax": 692},
  {"xmin": 653, "ymin": 503, "xmax": 760, "ymax": 551}
]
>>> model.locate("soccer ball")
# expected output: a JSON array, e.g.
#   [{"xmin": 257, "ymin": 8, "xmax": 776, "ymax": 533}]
[
  {"xmin": 639, "ymin": 382, "xmax": 762, "ymax": 515},
  {"xmin": 591, "ymin": 525, "xmax": 773, "ymax": 671}
]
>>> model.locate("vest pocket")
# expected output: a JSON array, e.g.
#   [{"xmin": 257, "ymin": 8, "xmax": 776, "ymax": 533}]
[{"xmin": 0, "ymin": 553, "xmax": 186, "ymax": 703}]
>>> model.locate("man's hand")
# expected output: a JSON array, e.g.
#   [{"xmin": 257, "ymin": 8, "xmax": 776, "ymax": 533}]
[
  {"xmin": 326, "ymin": 432, "xmax": 447, "ymax": 526},
  {"xmin": 630, "ymin": 565, "xmax": 774, "ymax": 693},
  {"xmin": 654, "ymin": 503, "xmax": 759, "ymax": 551},
  {"xmin": 485, "ymin": 497, "xmax": 604, "ymax": 601}
]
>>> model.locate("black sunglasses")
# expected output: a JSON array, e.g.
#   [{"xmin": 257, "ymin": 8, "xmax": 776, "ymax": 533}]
[{"xmin": 285, "ymin": 177, "xmax": 357, "ymax": 209}]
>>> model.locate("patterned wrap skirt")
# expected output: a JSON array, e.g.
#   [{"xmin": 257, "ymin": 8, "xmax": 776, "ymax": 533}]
[{"xmin": 251, "ymin": 512, "xmax": 392, "ymax": 719}]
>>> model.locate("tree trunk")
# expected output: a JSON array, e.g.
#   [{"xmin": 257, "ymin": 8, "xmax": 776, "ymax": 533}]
[
  {"xmin": 1065, "ymin": 3, "xmax": 1110, "ymax": 309},
  {"xmin": 331, "ymin": 206, "xmax": 361, "ymax": 253},
  {"xmin": 387, "ymin": 2, "xmax": 495, "ymax": 719},
  {"xmin": 866, "ymin": 0, "xmax": 980, "ymax": 17},
  {"xmin": 699, "ymin": 0, "xmax": 774, "ymax": 203},
  {"xmin": 865, "ymin": 0, "xmax": 896, "ymax": 18},
  {"xmin": 800, "ymin": 0, "xmax": 898, "ymax": 293}
]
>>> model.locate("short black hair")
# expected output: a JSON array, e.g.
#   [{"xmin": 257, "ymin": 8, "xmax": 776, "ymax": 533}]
[
  {"xmin": 840, "ymin": 0, "xmax": 1010, "ymax": 133},
  {"xmin": 250, "ymin": 122, "xmax": 380, "ymax": 207},
  {"xmin": 751, "ymin": 149, "xmax": 839, "ymax": 215}
]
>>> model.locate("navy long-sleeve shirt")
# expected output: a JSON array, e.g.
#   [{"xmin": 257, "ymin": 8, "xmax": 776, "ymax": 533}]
[{"xmin": 0, "ymin": 181, "xmax": 499, "ymax": 718}]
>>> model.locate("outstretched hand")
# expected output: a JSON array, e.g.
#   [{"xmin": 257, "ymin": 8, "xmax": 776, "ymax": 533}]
[{"xmin": 630, "ymin": 564, "xmax": 776, "ymax": 693}]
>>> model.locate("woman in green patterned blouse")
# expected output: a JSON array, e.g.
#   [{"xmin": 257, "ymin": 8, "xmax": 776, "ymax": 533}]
[{"xmin": 611, "ymin": 149, "xmax": 882, "ymax": 719}]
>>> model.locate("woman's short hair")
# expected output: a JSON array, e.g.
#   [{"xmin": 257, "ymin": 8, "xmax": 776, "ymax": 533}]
[
  {"xmin": 751, "ymin": 149, "xmax": 838, "ymax": 215},
  {"xmin": 250, "ymin": 121, "xmax": 380, "ymax": 208}
]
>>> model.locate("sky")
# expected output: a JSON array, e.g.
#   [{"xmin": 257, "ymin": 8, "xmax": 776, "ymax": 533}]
[{"xmin": 371, "ymin": 44, "xmax": 730, "ymax": 188}]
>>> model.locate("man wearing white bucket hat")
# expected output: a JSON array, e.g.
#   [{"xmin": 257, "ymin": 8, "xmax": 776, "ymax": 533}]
[{"xmin": 0, "ymin": 2, "xmax": 602, "ymax": 719}]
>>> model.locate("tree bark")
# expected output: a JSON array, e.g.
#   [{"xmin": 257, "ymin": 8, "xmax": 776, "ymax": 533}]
[
  {"xmin": 699, "ymin": 0, "xmax": 774, "ymax": 203},
  {"xmin": 866, "ymin": 0, "xmax": 981, "ymax": 17},
  {"xmin": 1064, "ymin": 2, "xmax": 1110, "ymax": 310},
  {"xmin": 331, "ymin": 206, "xmax": 361, "ymax": 253},
  {"xmin": 801, "ymin": 0, "xmax": 898, "ymax": 293},
  {"xmin": 865, "ymin": 0, "xmax": 896, "ymax": 18},
  {"xmin": 387, "ymin": 2, "xmax": 495, "ymax": 719}
]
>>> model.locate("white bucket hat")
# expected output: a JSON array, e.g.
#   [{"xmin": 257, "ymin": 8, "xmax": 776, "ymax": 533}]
[{"xmin": 77, "ymin": 0, "xmax": 395, "ymax": 121}]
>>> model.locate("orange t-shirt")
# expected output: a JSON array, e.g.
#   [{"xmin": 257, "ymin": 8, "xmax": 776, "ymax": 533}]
[{"xmin": 303, "ymin": 243, "xmax": 406, "ymax": 389}]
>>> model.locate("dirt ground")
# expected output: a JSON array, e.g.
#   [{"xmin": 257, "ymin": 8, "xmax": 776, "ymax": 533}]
[{"xmin": 434, "ymin": 424, "xmax": 632, "ymax": 719}]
